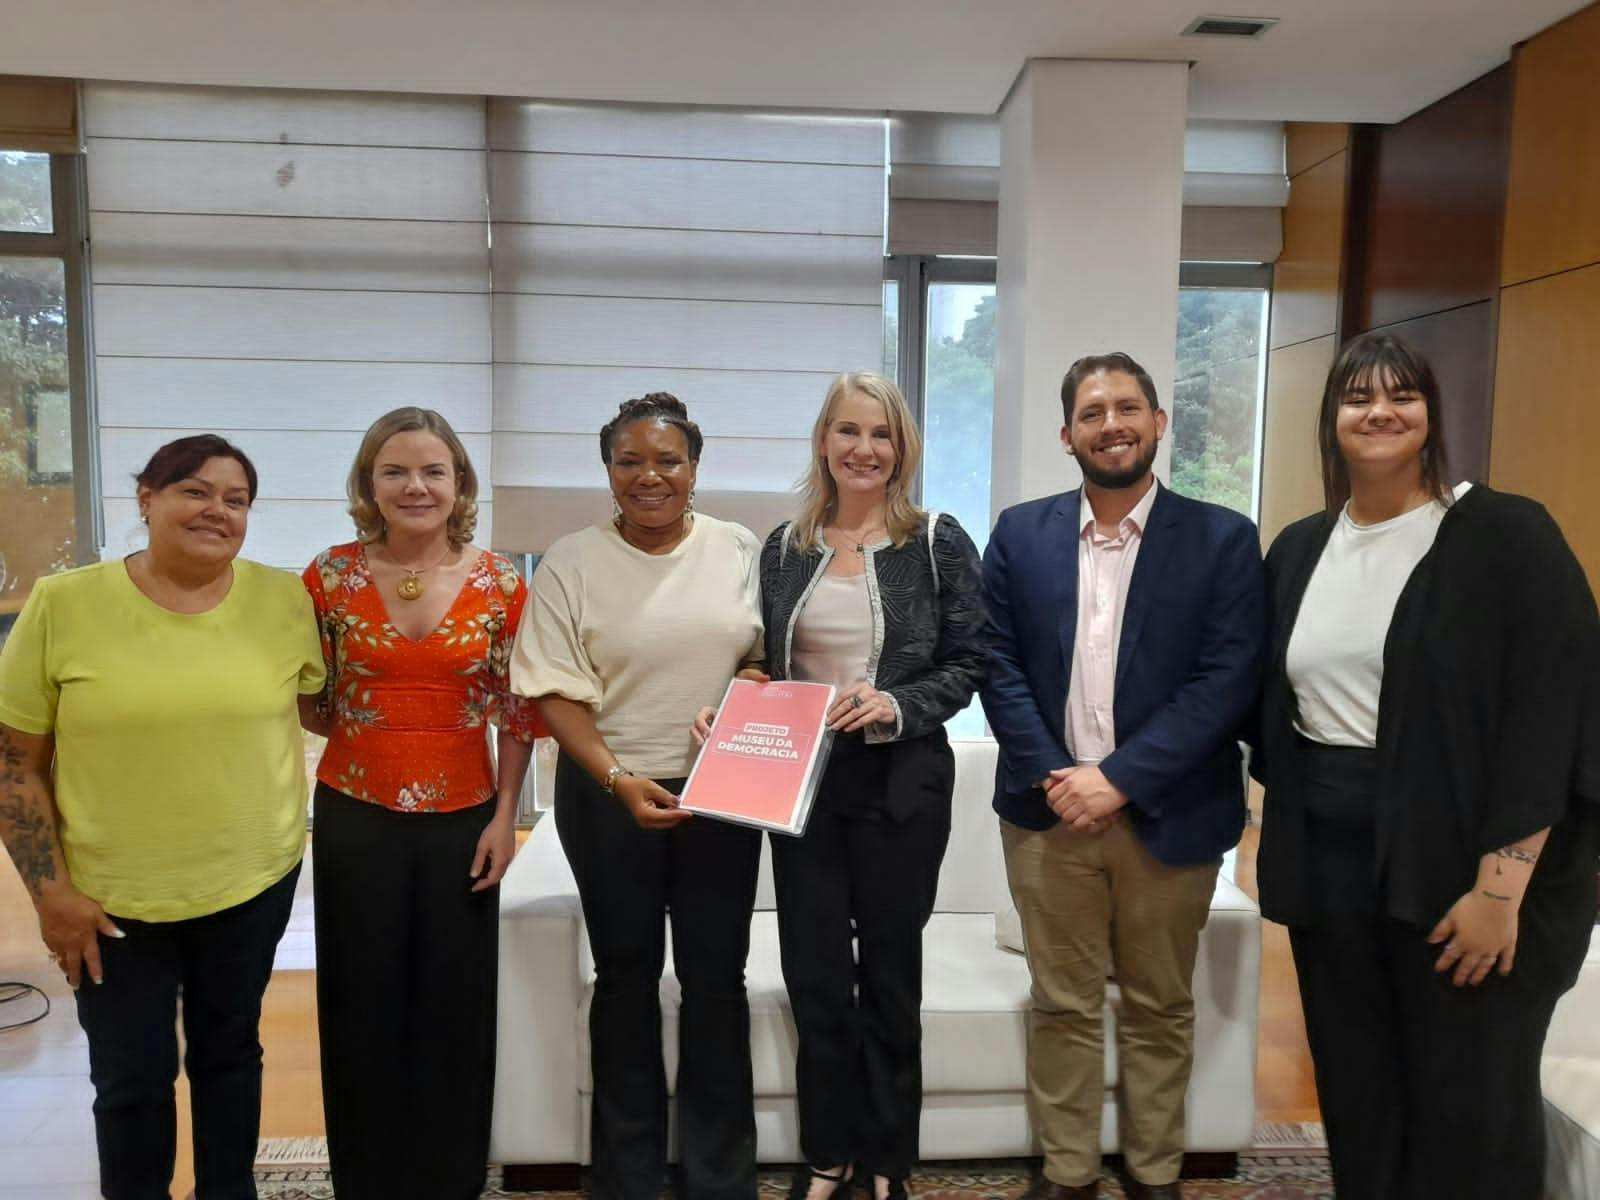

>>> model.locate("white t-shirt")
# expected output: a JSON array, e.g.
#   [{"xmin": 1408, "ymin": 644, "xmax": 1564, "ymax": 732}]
[
  {"xmin": 1286, "ymin": 485, "xmax": 1468, "ymax": 748},
  {"xmin": 509, "ymin": 514, "xmax": 763, "ymax": 778}
]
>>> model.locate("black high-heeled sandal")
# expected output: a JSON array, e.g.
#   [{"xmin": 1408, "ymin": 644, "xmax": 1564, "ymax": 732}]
[{"xmin": 789, "ymin": 1164, "xmax": 853, "ymax": 1200}]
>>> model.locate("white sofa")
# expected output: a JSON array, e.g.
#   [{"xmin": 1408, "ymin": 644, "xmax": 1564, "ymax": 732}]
[
  {"xmin": 490, "ymin": 738, "xmax": 1262, "ymax": 1172},
  {"xmin": 1544, "ymin": 926, "xmax": 1600, "ymax": 1198}
]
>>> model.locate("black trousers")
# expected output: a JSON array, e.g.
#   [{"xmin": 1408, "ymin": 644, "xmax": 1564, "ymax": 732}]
[
  {"xmin": 554, "ymin": 753, "xmax": 762, "ymax": 1200},
  {"xmin": 312, "ymin": 784, "xmax": 500, "ymax": 1200},
  {"xmin": 73, "ymin": 862, "xmax": 299, "ymax": 1200},
  {"xmin": 1286, "ymin": 741, "xmax": 1564, "ymax": 1200},
  {"xmin": 769, "ymin": 732, "xmax": 953, "ymax": 1182}
]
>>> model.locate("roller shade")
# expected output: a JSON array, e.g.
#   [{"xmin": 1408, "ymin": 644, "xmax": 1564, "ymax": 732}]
[
  {"xmin": 487, "ymin": 100, "xmax": 885, "ymax": 551},
  {"xmin": 83, "ymin": 82, "xmax": 492, "ymax": 568}
]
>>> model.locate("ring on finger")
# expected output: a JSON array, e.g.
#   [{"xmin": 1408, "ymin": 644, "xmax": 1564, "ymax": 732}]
[{"xmin": 850, "ymin": 694, "xmax": 863, "ymax": 709}]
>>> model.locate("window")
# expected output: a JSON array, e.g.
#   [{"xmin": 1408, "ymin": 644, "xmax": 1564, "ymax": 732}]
[
  {"xmin": 885, "ymin": 255, "xmax": 996, "ymax": 736},
  {"xmin": 0, "ymin": 150, "xmax": 51, "ymax": 233},
  {"xmin": 882, "ymin": 255, "xmax": 997, "ymax": 553},
  {"xmin": 1171, "ymin": 264, "xmax": 1272, "ymax": 519},
  {"xmin": 0, "ymin": 150, "xmax": 89, "ymax": 646},
  {"xmin": 885, "ymin": 258, "xmax": 1272, "ymax": 736}
]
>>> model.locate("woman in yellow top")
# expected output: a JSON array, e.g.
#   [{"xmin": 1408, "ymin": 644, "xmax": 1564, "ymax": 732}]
[{"xmin": 0, "ymin": 435, "xmax": 325, "ymax": 1200}]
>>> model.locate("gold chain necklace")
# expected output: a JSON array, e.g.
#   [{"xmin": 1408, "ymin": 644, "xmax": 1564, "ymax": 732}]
[
  {"xmin": 831, "ymin": 523, "xmax": 886, "ymax": 555},
  {"xmin": 384, "ymin": 545, "xmax": 455, "ymax": 601}
]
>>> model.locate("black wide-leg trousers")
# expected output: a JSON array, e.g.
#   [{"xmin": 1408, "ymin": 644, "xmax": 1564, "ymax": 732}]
[
  {"xmin": 1286, "ymin": 741, "xmax": 1570, "ymax": 1200},
  {"xmin": 769, "ymin": 732, "xmax": 953, "ymax": 1182},
  {"xmin": 75, "ymin": 863, "xmax": 298, "ymax": 1200},
  {"xmin": 553, "ymin": 753, "xmax": 762, "ymax": 1200},
  {"xmin": 312, "ymin": 783, "xmax": 500, "ymax": 1200}
]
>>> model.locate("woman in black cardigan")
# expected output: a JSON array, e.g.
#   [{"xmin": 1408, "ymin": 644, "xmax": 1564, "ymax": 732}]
[
  {"xmin": 700, "ymin": 372, "xmax": 985, "ymax": 1200},
  {"xmin": 1254, "ymin": 332, "xmax": 1598, "ymax": 1199}
]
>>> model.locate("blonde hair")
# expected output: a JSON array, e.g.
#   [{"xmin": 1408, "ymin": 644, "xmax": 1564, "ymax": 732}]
[
  {"xmin": 789, "ymin": 372, "xmax": 924, "ymax": 553},
  {"xmin": 347, "ymin": 407, "xmax": 479, "ymax": 546}
]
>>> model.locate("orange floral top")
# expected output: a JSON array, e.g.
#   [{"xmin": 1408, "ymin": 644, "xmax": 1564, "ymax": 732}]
[{"xmin": 303, "ymin": 543, "xmax": 545, "ymax": 813}]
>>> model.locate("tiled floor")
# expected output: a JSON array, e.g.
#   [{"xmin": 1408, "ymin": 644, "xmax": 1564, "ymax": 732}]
[
  {"xmin": 0, "ymin": 822, "xmax": 1319, "ymax": 1198},
  {"xmin": 0, "ymin": 860, "xmax": 319, "ymax": 1199}
]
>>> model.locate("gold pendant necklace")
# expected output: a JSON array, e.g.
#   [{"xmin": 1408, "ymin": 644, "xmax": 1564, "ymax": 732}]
[
  {"xmin": 388, "ymin": 546, "xmax": 454, "ymax": 602},
  {"xmin": 835, "ymin": 524, "xmax": 885, "ymax": 555}
]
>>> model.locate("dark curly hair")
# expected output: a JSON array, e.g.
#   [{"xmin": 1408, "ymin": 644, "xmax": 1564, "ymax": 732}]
[
  {"xmin": 136, "ymin": 434, "xmax": 259, "ymax": 504},
  {"xmin": 598, "ymin": 392, "xmax": 703, "ymax": 464}
]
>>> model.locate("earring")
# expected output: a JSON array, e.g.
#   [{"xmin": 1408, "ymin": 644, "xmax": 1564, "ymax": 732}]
[
  {"xmin": 612, "ymin": 497, "xmax": 622, "ymax": 522},
  {"xmin": 687, "ymin": 489, "xmax": 696, "ymax": 513},
  {"xmin": 140, "ymin": 512, "xmax": 148, "ymax": 525}
]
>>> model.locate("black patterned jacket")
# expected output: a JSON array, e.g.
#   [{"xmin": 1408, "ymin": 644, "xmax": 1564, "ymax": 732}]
[{"xmin": 759, "ymin": 513, "xmax": 987, "ymax": 743}]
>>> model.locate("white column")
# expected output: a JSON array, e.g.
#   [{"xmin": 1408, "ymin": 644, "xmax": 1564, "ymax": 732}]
[{"xmin": 991, "ymin": 60, "xmax": 1189, "ymax": 516}]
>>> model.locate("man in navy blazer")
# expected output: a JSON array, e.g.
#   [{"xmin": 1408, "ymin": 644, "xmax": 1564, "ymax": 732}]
[{"xmin": 980, "ymin": 352, "xmax": 1265, "ymax": 1200}]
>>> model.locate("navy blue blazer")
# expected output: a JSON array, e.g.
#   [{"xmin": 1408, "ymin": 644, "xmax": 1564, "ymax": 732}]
[{"xmin": 979, "ymin": 482, "xmax": 1267, "ymax": 866}]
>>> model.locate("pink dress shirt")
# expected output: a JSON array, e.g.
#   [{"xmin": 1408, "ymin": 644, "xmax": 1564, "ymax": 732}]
[{"xmin": 1064, "ymin": 480, "xmax": 1160, "ymax": 765}]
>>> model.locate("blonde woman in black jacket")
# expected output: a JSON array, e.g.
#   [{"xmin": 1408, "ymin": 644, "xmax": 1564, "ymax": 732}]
[
  {"xmin": 701, "ymin": 373, "xmax": 985, "ymax": 1200},
  {"xmin": 1254, "ymin": 333, "xmax": 1599, "ymax": 1200}
]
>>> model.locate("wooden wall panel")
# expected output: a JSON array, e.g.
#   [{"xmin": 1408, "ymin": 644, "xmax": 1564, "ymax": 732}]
[
  {"xmin": 1365, "ymin": 301, "xmax": 1496, "ymax": 483},
  {"xmin": 1259, "ymin": 335, "xmax": 1336, "ymax": 547},
  {"xmin": 1491, "ymin": 264, "xmax": 1600, "ymax": 587},
  {"xmin": 0, "ymin": 74, "xmax": 78, "ymax": 152},
  {"xmin": 1358, "ymin": 67, "xmax": 1511, "ymax": 332},
  {"xmin": 1269, "ymin": 151, "xmax": 1346, "ymax": 350},
  {"xmin": 1286, "ymin": 124, "xmax": 1348, "ymax": 179},
  {"xmin": 1501, "ymin": 2, "xmax": 1600, "ymax": 286},
  {"xmin": 492, "ymin": 485, "xmax": 790, "ymax": 554}
]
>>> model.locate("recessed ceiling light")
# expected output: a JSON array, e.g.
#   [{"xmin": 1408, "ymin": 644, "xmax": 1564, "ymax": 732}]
[{"xmin": 1181, "ymin": 15, "xmax": 1279, "ymax": 39}]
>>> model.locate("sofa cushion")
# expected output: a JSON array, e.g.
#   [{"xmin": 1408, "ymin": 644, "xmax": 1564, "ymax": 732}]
[{"xmin": 576, "ymin": 911, "xmax": 1120, "ymax": 1098}]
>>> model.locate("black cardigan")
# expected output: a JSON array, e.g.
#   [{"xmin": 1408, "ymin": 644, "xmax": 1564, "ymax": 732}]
[
  {"xmin": 1255, "ymin": 486, "xmax": 1599, "ymax": 969},
  {"xmin": 760, "ymin": 513, "xmax": 986, "ymax": 745}
]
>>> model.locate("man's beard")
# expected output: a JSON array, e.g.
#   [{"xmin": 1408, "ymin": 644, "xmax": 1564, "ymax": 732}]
[{"xmin": 1076, "ymin": 436, "xmax": 1159, "ymax": 489}]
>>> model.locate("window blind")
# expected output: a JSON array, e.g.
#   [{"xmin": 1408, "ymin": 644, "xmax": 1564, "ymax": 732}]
[
  {"xmin": 83, "ymin": 82, "xmax": 492, "ymax": 569},
  {"xmin": 486, "ymin": 99, "xmax": 886, "ymax": 550}
]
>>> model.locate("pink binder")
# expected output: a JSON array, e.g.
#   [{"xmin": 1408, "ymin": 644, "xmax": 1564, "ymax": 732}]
[{"xmin": 679, "ymin": 678, "xmax": 837, "ymax": 836}]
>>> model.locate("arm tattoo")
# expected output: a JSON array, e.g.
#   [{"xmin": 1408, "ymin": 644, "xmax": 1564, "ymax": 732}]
[
  {"xmin": 0, "ymin": 729, "xmax": 59, "ymax": 897},
  {"xmin": 1496, "ymin": 845, "xmax": 1540, "ymax": 867}
]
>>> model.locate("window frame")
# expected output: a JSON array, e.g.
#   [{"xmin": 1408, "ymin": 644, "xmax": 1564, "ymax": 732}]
[
  {"xmin": 883, "ymin": 253, "xmax": 998, "ymax": 501},
  {"xmin": 0, "ymin": 149, "xmax": 97, "ymax": 561}
]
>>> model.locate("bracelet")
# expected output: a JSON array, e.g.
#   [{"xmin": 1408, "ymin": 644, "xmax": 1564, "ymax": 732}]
[{"xmin": 601, "ymin": 764, "xmax": 635, "ymax": 793}]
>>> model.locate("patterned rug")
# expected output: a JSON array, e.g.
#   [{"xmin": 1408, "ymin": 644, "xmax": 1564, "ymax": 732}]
[{"xmin": 255, "ymin": 1127, "xmax": 1331, "ymax": 1200}]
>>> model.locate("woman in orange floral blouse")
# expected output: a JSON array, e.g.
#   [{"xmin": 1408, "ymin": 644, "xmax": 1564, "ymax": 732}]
[{"xmin": 301, "ymin": 407, "xmax": 543, "ymax": 1200}]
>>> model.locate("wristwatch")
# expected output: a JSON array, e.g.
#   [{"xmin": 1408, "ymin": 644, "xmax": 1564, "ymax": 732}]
[{"xmin": 601, "ymin": 764, "xmax": 635, "ymax": 793}]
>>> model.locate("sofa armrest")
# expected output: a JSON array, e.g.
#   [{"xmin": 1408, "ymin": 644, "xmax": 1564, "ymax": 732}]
[
  {"xmin": 1186, "ymin": 874, "xmax": 1262, "ymax": 1151},
  {"xmin": 1545, "ymin": 931, "xmax": 1600, "ymax": 1062},
  {"xmin": 490, "ymin": 816, "xmax": 586, "ymax": 1164}
]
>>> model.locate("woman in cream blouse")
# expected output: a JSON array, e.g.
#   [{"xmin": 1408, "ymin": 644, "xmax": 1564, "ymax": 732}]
[{"xmin": 510, "ymin": 392, "xmax": 765, "ymax": 1200}]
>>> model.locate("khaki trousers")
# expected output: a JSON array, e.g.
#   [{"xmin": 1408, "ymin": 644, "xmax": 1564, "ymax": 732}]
[{"xmin": 1001, "ymin": 815, "xmax": 1219, "ymax": 1188}]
